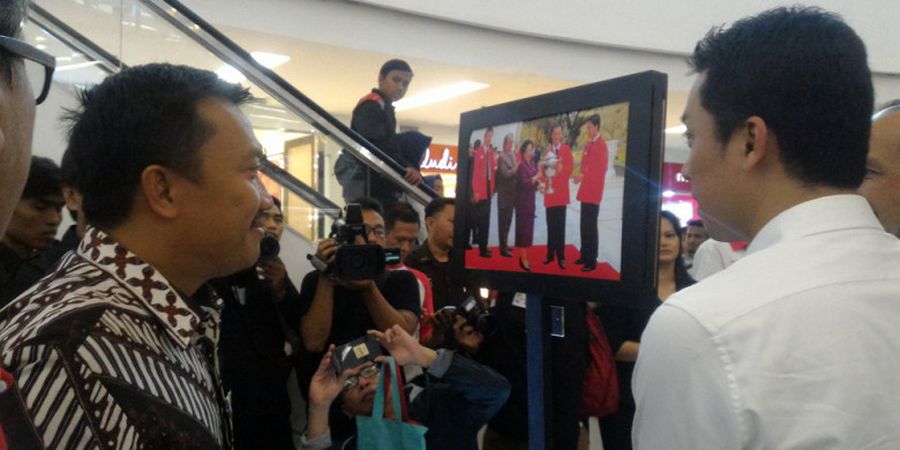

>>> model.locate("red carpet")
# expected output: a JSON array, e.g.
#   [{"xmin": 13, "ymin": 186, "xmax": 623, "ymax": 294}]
[{"xmin": 465, "ymin": 244, "xmax": 620, "ymax": 281}]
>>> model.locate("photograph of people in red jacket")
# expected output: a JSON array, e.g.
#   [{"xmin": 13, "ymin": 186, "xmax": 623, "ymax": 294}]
[{"xmin": 462, "ymin": 103, "xmax": 627, "ymax": 281}]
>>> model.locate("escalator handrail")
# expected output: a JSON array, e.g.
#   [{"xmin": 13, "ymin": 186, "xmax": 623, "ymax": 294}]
[
  {"xmin": 261, "ymin": 159, "xmax": 342, "ymax": 219},
  {"xmin": 143, "ymin": 0, "xmax": 440, "ymax": 205}
]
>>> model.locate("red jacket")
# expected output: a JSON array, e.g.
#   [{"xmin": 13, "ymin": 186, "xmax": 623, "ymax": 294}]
[
  {"xmin": 471, "ymin": 145, "xmax": 496, "ymax": 202},
  {"xmin": 541, "ymin": 144, "xmax": 573, "ymax": 208},
  {"xmin": 576, "ymin": 137, "xmax": 609, "ymax": 205}
]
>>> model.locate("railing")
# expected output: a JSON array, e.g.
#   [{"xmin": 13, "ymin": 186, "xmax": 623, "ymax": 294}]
[{"xmin": 27, "ymin": 0, "xmax": 438, "ymax": 241}]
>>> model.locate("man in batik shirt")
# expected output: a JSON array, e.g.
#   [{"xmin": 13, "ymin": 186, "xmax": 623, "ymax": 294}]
[{"xmin": 0, "ymin": 63, "xmax": 272, "ymax": 449}]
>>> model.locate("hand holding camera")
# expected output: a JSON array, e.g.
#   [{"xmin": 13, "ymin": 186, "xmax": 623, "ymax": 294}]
[{"xmin": 369, "ymin": 325, "xmax": 437, "ymax": 368}]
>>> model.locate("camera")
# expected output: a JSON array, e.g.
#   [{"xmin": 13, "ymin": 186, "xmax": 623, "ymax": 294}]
[
  {"xmin": 258, "ymin": 232, "xmax": 280, "ymax": 262},
  {"xmin": 453, "ymin": 296, "xmax": 497, "ymax": 336},
  {"xmin": 320, "ymin": 203, "xmax": 400, "ymax": 281},
  {"xmin": 332, "ymin": 335, "xmax": 383, "ymax": 374}
]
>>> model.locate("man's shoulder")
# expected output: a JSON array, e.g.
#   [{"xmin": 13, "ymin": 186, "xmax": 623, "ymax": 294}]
[
  {"xmin": 0, "ymin": 255, "xmax": 148, "ymax": 356},
  {"xmin": 667, "ymin": 230, "xmax": 900, "ymax": 332}
]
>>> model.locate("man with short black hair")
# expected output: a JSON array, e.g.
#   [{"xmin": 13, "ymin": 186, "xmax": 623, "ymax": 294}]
[
  {"xmin": 299, "ymin": 197, "xmax": 420, "ymax": 353},
  {"xmin": 859, "ymin": 102, "xmax": 900, "ymax": 237},
  {"xmin": 336, "ymin": 59, "xmax": 421, "ymax": 210},
  {"xmin": 407, "ymin": 197, "xmax": 468, "ymax": 310},
  {"xmin": 0, "ymin": 63, "xmax": 271, "ymax": 448},
  {"xmin": 384, "ymin": 202, "xmax": 435, "ymax": 343},
  {"xmin": 212, "ymin": 196, "xmax": 304, "ymax": 450},
  {"xmin": 681, "ymin": 218, "xmax": 708, "ymax": 272},
  {"xmin": 633, "ymin": 8, "xmax": 900, "ymax": 449},
  {"xmin": 574, "ymin": 114, "xmax": 608, "ymax": 272},
  {"xmin": 0, "ymin": 156, "xmax": 64, "ymax": 307}
]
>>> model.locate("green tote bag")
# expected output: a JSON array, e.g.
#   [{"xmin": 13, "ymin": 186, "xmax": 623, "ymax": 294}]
[{"xmin": 356, "ymin": 357, "xmax": 428, "ymax": 450}]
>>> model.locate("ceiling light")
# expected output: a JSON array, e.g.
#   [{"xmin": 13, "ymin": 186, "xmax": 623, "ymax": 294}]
[
  {"xmin": 251, "ymin": 51, "xmax": 290, "ymax": 69},
  {"xmin": 36, "ymin": 44, "xmax": 47, "ymax": 50},
  {"xmin": 56, "ymin": 61, "xmax": 102, "ymax": 72},
  {"xmin": 215, "ymin": 52, "xmax": 290, "ymax": 84},
  {"xmin": 216, "ymin": 65, "xmax": 245, "ymax": 83},
  {"xmin": 665, "ymin": 124, "xmax": 687, "ymax": 134},
  {"xmin": 662, "ymin": 190, "xmax": 676, "ymax": 198},
  {"xmin": 394, "ymin": 81, "xmax": 489, "ymax": 112}
]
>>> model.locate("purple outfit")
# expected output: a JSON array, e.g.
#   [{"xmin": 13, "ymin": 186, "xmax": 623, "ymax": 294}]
[{"xmin": 515, "ymin": 160, "xmax": 538, "ymax": 247}]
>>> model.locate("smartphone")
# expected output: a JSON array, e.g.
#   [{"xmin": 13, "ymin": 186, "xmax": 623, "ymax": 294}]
[{"xmin": 332, "ymin": 335, "xmax": 383, "ymax": 374}]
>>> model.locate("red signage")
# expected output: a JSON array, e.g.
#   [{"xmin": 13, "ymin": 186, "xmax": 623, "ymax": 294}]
[
  {"xmin": 420, "ymin": 144, "xmax": 458, "ymax": 173},
  {"xmin": 662, "ymin": 162, "xmax": 691, "ymax": 193}
]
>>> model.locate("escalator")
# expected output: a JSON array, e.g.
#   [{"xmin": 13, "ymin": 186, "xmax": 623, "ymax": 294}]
[{"xmin": 24, "ymin": 0, "xmax": 439, "ymax": 271}]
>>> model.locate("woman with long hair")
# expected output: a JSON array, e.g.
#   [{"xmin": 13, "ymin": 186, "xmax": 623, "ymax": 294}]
[
  {"xmin": 597, "ymin": 210, "xmax": 695, "ymax": 449},
  {"xmin": 514, "ymin": 140, "xmax": 539, "ymax": 271}
]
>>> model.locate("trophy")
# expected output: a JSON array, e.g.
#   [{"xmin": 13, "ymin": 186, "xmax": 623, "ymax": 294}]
[{"xmin": 541, "ymin": 152, "xmax": 559, "ymax": 194}]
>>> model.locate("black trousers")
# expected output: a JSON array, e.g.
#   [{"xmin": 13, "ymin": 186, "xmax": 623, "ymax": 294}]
[
  {"xmin": 580, "ymin": 202, "xmax": 600, "ymax": 262},
  {"xmin": 545, "ymin": 206, "xmax": 566, "ymax": 261},
  {"xmin": 474, "ymin": 200, "xmax": 492, "ymax": 250},
  {"xmin": 498, "ymin": 205, "xmax": 514, "ymax": 250}
]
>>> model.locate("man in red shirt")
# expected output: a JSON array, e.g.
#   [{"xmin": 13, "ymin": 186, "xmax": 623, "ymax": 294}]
[
  {"xmin": 541, "ymin": 124, "xmax": 573, "ymax": 268},
  {"xmin": 470, "ymin": 128, "xmax": 496, "ymax": 257},
  {"xmin": 574, "ymin": 115, "xmax": 609, "ymax": 271}
]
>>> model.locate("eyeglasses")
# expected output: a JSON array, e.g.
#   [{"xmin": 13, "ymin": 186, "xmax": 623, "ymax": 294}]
[
  {"xmin": 365, "ymin": 225, "xmax": 386, "ymax": 239},
  {"xmin": 0, "ymin": 35, "xmax": 56, "ymax": 105},
  {"xmin": 343, "ymin": 363, "xmax": 380, "ymax": 390}
]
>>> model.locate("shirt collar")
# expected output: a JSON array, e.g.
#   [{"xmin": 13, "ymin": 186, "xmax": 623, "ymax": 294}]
[
  {"xmin": 77, "ymin": 227, "xmax": 219, "ymax": 349},
  {"xmin": 747, "ymin": 194, "xmax": 882, "ymax": 255}
]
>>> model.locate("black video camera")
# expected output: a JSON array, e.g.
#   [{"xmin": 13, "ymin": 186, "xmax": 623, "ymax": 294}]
[
  {"xmin": 453, "ymin": 296, "xmax": 497, "ymax": 336},
  {"xmin": 326, "ymin": 203, "xmax": 399, "ymax": 281}
]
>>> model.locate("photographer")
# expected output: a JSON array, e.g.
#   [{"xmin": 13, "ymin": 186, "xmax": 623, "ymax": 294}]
[
  {"xmin": 299, "ymin": 197, "xmax": 420, "ymax": 354},
  {"xmin": 212, "ymin": 197, "xmax": 304, "ymax": 449},
  {"xmin": 300, "ymin": 325, "xmax": 510, "ymax": 450}
]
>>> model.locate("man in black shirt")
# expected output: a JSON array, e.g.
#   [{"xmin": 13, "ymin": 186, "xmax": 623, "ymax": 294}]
[
  {"xmin": 406, "ymin": 197, "xmax": 468, "ymax": 310},
  {"xmin": 336, "ymin": 59, "xmax": 422, "ymax": 210},
  {"xmin": 212, "ymin": 197, "xmax": 303, "ymax": 449},
  {"xmin": 0, "ymin": 156, "xmax": 64, "ymax": 307},
  {"xmin": 299, "ymin": 197, "xmax": 420, "ymax": 352}
]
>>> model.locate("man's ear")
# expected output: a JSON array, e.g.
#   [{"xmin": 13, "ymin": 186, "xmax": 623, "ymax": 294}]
[
  {"xmin": 139, "ymin": 165, "xmax": 179, "ymax": 219},
  {"xmin": 425, "ymin": 216, "xmax": 436, "ymax": 233},
  {"xmin": 740, "ymin": 116, "xmax": 770, "ymax": 170}
]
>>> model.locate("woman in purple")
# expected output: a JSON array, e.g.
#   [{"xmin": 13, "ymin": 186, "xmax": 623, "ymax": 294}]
[{"xmin": 515, "ymin": 139, "xmax": 539, "ymax": 271}]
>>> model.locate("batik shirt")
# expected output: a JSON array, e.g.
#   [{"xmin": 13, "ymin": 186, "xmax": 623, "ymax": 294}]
[{"xmin": 0, "ymin": 228, "xmax": 230, "ymax": 449}]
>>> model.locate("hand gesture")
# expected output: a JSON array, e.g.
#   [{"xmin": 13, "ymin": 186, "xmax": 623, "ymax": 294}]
[
  {"xmin": 369, "ymin": 325, "xmax": 437, "ymax": 367},
  {"xmin": 259, "ymin": 257, "xmax": 287, "ymax": 301},
  {"xmin": 308, "ymin": 345, "xmax": 356, "ymax": 410},
  {"xmin": 404, "ymin": 167, "xmax": 424, "ymax": 186},
  {"xmin": 423, "ymin": 308, "xmax": 456, "ymax": 348},
  {"xmin": 315, "ymin": 238, "xmax": 339, "ymax": 265}
]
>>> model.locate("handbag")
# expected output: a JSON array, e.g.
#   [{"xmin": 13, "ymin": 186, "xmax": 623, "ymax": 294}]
[
  {"xmin": 356, "ymin": 357, "xmax": 428, "ymax": 450},
  {"xmin": 578, "ymin": 311, "xmax": 620, "ymax": 417}
]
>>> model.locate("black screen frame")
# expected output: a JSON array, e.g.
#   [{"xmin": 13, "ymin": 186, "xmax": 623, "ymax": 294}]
[{"xmin": 451, "ymin": 71, "xmax": 667, "ymax": 304}]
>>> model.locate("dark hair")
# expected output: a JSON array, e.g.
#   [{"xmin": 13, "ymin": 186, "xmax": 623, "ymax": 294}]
[
  {"xmin": 686, "ymin": 218, "xmax": 704, "ymax": 228},
  {"xmin": 62, "ymin": 63, "xmax": 252, "ymax": 229},
  {"xmin": 660, "ymin": 210, "xmax": 694, "ymax": 288},
  {"xmin": 379, "ymin": 59, "xmax": 412, "ymax": 78},
  {"xmin": 424, "ymin": 197, "xmax": 454, "ymax": 219},
  {"xmin": 350, "ymin": 197, "xmax": 384, "ymax": 216},
  {"xmin": 689, "ymin": 7, "xmax": 873, "ymax": 189},
  {"xmin": 586, "ymin": 114, "xmax": 601, "ymax": 128},
  {"xmin": 519, "ymin": 139, "xmax": 534, "ymax": 155},
  {"xmin": 272, "ymin": 196, "xmax": 282, "ymax": 211},
  {"xmin": 21, "ymin": 156, "xmax": 62, "ymax": 200},
  {"xmin": 385, "ymin": 202, "xmax": 420, "ymax": 232},
  {"xmin": 0, "ymin": 0, "xmax": 25, "ymax": 82}
]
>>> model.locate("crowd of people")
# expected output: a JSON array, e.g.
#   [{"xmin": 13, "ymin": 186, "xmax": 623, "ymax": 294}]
[{"xmin": 1, "ymin": 2, "xmax": 900, "ymax": 450}]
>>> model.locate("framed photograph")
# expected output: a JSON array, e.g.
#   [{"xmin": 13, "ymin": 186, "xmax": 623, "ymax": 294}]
[{"xmin": 452, "ymin": 71, "xmax": 667, "ymax": 303}]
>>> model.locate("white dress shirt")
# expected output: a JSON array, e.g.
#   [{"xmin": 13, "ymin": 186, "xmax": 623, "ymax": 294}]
[
  {"xmin": 690, "ymin": 238, "xmax": 746, "ymax": 280},
  {"xmin": 633, "ymin": 195, "xmax": 900, "ymax": 449}
]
